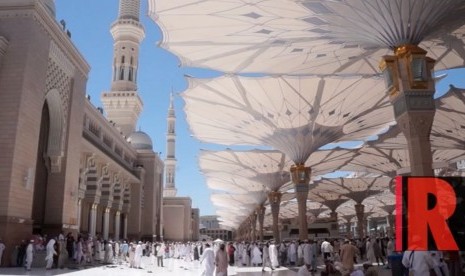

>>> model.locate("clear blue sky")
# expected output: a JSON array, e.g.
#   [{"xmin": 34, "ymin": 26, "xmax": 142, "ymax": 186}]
[{"xmin": 55, "ymin": 0, "xmax": 465, "ymax": 217}]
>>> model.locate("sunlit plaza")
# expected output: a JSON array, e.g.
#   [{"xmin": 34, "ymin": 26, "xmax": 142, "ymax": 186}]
[{"xmin": 1, "ymin": 0, "xmax": 465, "ymax": 275}]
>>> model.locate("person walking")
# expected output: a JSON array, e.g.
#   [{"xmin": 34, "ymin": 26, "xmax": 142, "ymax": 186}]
[
  {"xmin": 134, "ymin": 241, "xmax": 143, "ymax": 269},
  {"xmin": 372, "ymin": 238, "xmax": 384, "ymax": 266},
  {"xmin": 269, "ymin": 240, "xmax": 279, "ymax": 268},
  {"xmin": 261, "ymin": 242, "xmax": 275, "ymax": 272},
  {"xmin": 227, "ymin": 242, "xmax": 235, "ymax": 266},
  {"xmin": 45, "ymin": 239, "xmax": 57, "ymax": 269},
  {"xmin": 25, "ymin": 240, "xmax": 34, "ymax": 271},
  {"xmin": 215, "ymin": 243, "xmax": 228, "ymax": 276},
  {"xmin": 321, "ymin": 238, "xmax": 333, "ymax": 260},
  {"xmin": 251, "ymin": 243, "xmax": 262, "ymax": 266},
  {"xmin": 340, "ymin": 239, "xmax": 359, "ymax": 272},
  {"xmin": 200, "ymin": 243, "xmax": 215, "ymax": 276},
  {"xmin": 402, "ymin": 250, "xmax": 434, "ymax": 276},
  {"xmin": 156, "ymin": 243, "xmax": 165, "ymax": 267}
]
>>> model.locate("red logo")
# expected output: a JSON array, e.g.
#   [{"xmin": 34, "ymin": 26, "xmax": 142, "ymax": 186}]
[{"xmin": 395, "ymin": 177, "xmax": 464, "ymax": 251}]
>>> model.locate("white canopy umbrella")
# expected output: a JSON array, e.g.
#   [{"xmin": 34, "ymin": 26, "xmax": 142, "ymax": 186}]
[
  {"xmin": 149, "ymin": 0, "xmax": 465, "ymax": 75},
  {"xmin": 342, "ymin": 124, "xmax": 465, "ymax": 176},
  {"xmin": 184, "ymin": 75, "xmax": 393, "ymax": 164}
]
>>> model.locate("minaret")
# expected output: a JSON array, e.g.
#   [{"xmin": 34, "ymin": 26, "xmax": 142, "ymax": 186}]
[
  {"xmin": 164, "ymin": 93, "xmax": 177, "ymax": 197},
  {"xmin": 101, "ymin": 0, "xmax": 145, "ymax": 137}
]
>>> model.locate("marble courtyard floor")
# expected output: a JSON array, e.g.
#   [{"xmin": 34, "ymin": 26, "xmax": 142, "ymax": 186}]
[{"xmin": 0, "ymin": 257, "xmax": 393, "ymax": 276}]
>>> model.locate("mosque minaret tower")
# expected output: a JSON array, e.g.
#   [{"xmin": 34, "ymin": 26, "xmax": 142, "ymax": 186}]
[
  {"xmin": 101, "ymin": 0, "xmax": 145, "ymax": 137},
  {"xmin": 163, "ymin": 94, "xmax": 177, "ymax": 197}
]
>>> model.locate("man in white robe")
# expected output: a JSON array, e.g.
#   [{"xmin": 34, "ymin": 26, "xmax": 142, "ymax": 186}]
[
  {"xmin": 402, "ymin": 250, "xmax": 434, "ymax": 276},
  {"xmin": 200, "ymin": 243, "xmax": 215, "ymax": 276},
  {"xmin": 288, "ymin": 241, "xmax": 297, "ymax": 265},
  {"xmin": 104, "ymin": 241, "xmax": 113, "ymax": 264},
  {"xmin": 45, "ymin": 239, "xmax": 57, "ymax": 269},
  {"xmin": 308, "ymin": 240, "xmax": 317, "ymax": 272},
  {"xmin": 269, "ymin": 241, "xmax": 279, "ymax": 268},
  {"xmin": 25, "ymin": 240, "xmax": 34, "ymax": 271},
  {"xmin": 251, "ymin": 244, "xmax": 262, "ymax": 266},
  {"xmin": 134, "ymin": 242, "xmax": 143, "ymax": 269},
  {"xmin": 303, "ymin": 241, "xmax": 313, "ymax": 267}
]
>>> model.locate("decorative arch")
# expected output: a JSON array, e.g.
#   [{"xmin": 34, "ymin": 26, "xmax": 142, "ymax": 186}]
[{"xmin": 45, "ymin": 89, "xmax": 64, "ymax": 173}]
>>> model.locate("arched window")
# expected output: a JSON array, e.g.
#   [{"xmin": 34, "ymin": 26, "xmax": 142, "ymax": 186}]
[
  {"xmin": 128, "ymin": 68, "xmax": 133, "ymax": 81},
  {"xmin": 119, "ymin": 67, "xmax": 124, "ymax": 80},
  {"xmin": 121, "ymin": 55, "xmax": 125, "ymax": 64}
]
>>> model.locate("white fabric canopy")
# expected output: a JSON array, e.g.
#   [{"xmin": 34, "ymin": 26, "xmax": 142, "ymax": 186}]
[
  {"xmin": 150, "ymin": 0, "xmax": 465, "ymax": 75},
  {"xmin": 184, "ymin": 75, "xmax": 393, "ymax": 164},
  {"xmin": 342, "ymin": 125, "xmax": 465, "ymax": 176},
  {"xmin": 311, "ymin": 177, "xmax": 392, "ymax": 204},
  {"xmin": 432, "ymin": 86, "xmax": 465, "ymax": 150},
  {"xmin": 200, "ymin": 149, "xmax": 291, "ymax": 192}
]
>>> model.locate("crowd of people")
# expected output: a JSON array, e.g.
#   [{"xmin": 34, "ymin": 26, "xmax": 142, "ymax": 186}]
[
  {"xmin": 1, "ymin": 233, "xmax": 205, "ymax": 271},
  {"xmin": 1, "ymin": 234, "xmax": 464, "ymax": 276}
]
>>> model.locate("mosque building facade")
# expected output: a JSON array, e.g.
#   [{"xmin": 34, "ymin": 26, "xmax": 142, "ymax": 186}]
[{"xmin": 0, "ymin": 0, "xmax": 198, "ymax": 266}]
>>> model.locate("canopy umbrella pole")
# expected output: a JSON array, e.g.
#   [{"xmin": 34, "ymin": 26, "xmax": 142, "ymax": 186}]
[
  {"xmin": 380, "ymin": 45, "xmax": 436, "ymax": 176},
  {"xmin": 355, "ymin": 203, "xmax": 365, "ymax": 238},
  {"xmin": 257, "ymin": 205, "xmax": 265, "ymax": 242},
  {"xmin": 268, "ymin": 191, "xmax": 282, "ymax": 243},
  {"xmin": 291, "ymin": 164, "xmax": 311, "ymax": 241},
  {"xmin": 251, "ymin": 213, "xmax": 257, "ymax": 243}
]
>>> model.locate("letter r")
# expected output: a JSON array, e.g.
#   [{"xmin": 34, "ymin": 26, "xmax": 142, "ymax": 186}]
[{"xmin": 408, "ymin": 177, "xmax": 458, "ymax": 250}]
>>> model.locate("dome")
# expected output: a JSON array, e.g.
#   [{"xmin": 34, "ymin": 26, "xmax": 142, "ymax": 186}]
[{"xmin": 127, "ymin": 131, "xmax": 153, "ymax": 150}]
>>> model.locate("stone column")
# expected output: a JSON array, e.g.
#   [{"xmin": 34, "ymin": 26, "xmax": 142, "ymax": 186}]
[
  {"xmin": 248, "ymin": 219, "xmax": 253, "ymax": 242},
  {"xmin": 77, "ymin": 199, "xmax": 82, "ymax": 232},
  {"xmin": 103, "ymin": 207, "xmax": 110, "ymax": 240},
  {"xmin": 355, "ymin": 203, "xmax": 365, "ymax": 238},
  {"xmin": 89, "ymin": 203, "xmax": 98, "ymax": 237},
  {"xmin": 295, "ymin": 183, "xmax": 309, "ymax": 241},
  {"xmin": 268, "ymin": 191, "xmax": 282, "ymax": 243},
  {"xmin": 115, "ymin": 211, "xmax": 121, "ymax": 241},
  {"xmin": 330, "ymin": 211, "xmax": 338, "ymax": 221},
  {"xmin": 251, "ymin": 213, "xmax": 257, "ymax": 242},
  {"xmin": 291, "ymin": 164, "xmax": 311, "ymax": 241},
  {"xmin": 257, "ymin": 206, "xmax": 265, "ymax": 242},
  {"xmin": 380, "ymin": 45, "xmax": 435, "ymax": 176},
  {"xmin": 123, "ymin": 213, "xmax": 128, "ymax": 239}
]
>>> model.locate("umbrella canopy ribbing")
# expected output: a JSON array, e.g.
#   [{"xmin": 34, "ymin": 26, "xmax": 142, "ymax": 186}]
[
  {"xmin": 150, "ymin": 0, "xmax": 465, "ymax": 75},
  {"xmin": 184, "ymin": 75, "xmax": 393, "ymax": 164}
]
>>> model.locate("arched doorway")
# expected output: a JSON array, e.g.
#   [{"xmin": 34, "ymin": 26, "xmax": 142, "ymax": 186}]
[
  {"xmin": 32, "ymin": 102, "xmax": 50, "ymax": 234},
  {"xmin": 31, "ymin": 89, "xmax": 64, "ymax": 234}
]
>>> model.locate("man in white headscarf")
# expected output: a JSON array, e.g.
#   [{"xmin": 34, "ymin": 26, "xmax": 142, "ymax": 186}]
[
  {"xmin": 25, "ymin": 240, "xmax": 34, "ymax": 271},
  {"xmin": 200, "ymin": 243, "xmax": 214, "ymax": 276},
  {"xmin": 251, "ymin": 243, "xmax": 262, "ymax": 266},
  {"xmin": 269, "ymin": 240, "xmax": 279, "ymax": 268},
  {"xmin": 401, "ymin": 235, "xmax": 434, "ymax": 276},
  {"xmin": 134, "ymin": 241, "xmax": 143, "ymax": 269},
  {"xmin": 45, "ymin": 238, "xmax": 57, "ymax": 269},
  {"xmin": 402, "ymin": 250, "xmax": 434, "ymax": 276}
]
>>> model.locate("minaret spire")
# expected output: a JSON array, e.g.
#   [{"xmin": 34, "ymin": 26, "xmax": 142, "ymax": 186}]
[
  {"xmin": 101, "ymin": 0, "xmax": 145, "ymax": 137},
  {"xmin": 164, "ymin": 93, "xmax": 177, "ymax": 197}
]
